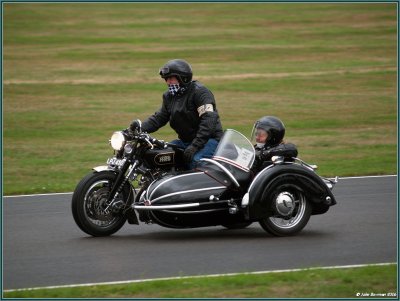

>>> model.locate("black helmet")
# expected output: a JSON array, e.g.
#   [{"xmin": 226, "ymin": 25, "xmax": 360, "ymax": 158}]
[
  {"xmin": 159, "ymin": 59, "xmax": 193, "ymax": 84},
  {"xmin": 252, "ymin": 116, "xmax": 285, "ymax": 147}
]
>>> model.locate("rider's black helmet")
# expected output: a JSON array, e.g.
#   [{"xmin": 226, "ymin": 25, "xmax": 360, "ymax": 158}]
[
  {"xmin": 252, "ymin": 116, "xmax": 285, "ymax": 147},
  {"xmin": 159, "ymin": 59, "xmax": 193, "ymax": 85}
]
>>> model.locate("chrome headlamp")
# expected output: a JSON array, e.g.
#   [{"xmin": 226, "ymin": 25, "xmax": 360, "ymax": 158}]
[{"xmin": 110, "ymin": 131, "xmax": 126, "ymax": 151}]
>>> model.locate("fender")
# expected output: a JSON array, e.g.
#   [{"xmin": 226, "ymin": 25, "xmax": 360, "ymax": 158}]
[
  {"xmin": 245, "ymin": 163, "xmax": 336, "ymax": 219},
  {"xmin": 93, "ymin": 165, "xmax": 116, "ymax": 173}
]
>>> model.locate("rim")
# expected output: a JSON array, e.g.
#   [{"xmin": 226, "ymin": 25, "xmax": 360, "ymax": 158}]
[
  {"xmin": 268, "ymin": 191, "xmax": 306, "ymax": 229},
  {"xmin": 83, "ymin": 180, "xmax": 123, "ymax": 228}
]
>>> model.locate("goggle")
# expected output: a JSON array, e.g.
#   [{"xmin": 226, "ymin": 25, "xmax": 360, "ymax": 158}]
[
  {"xmin": 255, "ymin": 128, "xmax": 268, "ymax": 137},
  {"xmin": 159, "ymin": 67, "xmax": 171, "ymax": 77}
]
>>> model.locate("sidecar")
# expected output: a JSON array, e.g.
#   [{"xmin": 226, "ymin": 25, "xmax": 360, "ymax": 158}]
[{"xmin": 133, "ymin": 129, "xmax": 337, "ymax": 236}]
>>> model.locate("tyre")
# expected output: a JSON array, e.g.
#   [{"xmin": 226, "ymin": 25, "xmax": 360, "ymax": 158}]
[
  {"xmin": 71, "ymin": 171, "xmax": 132, "ymax": 237},
  {"xmin": 259, "ymin": 184, "xmax": 312, "ymax": 236}
]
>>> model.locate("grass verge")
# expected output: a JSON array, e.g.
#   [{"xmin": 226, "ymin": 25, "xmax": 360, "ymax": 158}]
[{"xmin": 3, "ymin": 264, "xmax": 397, "ymax": 299}]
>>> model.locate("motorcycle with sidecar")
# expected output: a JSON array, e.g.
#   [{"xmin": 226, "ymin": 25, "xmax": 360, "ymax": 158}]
[{"xmin": 72, "ymin": 128, "xmax": 337, "ymax": 237}]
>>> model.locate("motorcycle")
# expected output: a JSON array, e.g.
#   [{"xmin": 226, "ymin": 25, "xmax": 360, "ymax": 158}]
[{"xmin": 72, "ymin": 126, "xmax": 338, "ymax": 237}]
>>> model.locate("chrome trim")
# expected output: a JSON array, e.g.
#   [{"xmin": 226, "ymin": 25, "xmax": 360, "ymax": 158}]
[
  {"xmin": 241, "ymin": 193, "xmax": 249, "ymax": 208},
  {"xmin": 151, "ymin": 186, "xmax": 226, "ymax": 203},
  {"xmin": 293, "ymin": 157, "xmax": 318, "ymax": 171},
  {"xmin": 149, "ymin": 172, "xmax": 204, "ymax": 200},
  {"xmin": 322, "ymin": 176, "xmax": 338, "ymax": 190},
  {"xmin": 139, "ymin": 190, "xmax": 146, "ymax": 203},
  {"xmin": 162, "ymin": 208, "xmax": 227, "ymax": 214},
  {"xmin": 133, "ymin": 203, "xmax": 200, "ymax": 210},
  {"xmin": 200, "ymin": 158, "xmax": 240, "ymax": 188},
  {"xmin": 213, "ymin": 156, "xmax": 250, "ymax": 172}
]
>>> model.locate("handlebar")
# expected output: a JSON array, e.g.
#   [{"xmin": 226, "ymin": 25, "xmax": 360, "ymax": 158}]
[
  {"xmin": 123, "ymin": 128, "xmax": 188, "ymax": 151},
  {"xmin": 123, "ymin": 128, "xmax": 167, "ymax": 149}
]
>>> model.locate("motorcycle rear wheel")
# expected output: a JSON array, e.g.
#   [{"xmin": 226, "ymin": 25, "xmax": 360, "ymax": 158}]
[
  {"xmin": 259, "ymin": 185, "xmax": 311, "ymax": 236},
  {"xmin": 72, "ymin": 171, "xmax": 132, "ymax": 237}
]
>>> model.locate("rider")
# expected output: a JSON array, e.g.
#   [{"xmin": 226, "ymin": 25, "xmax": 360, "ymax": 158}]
[
  {"xmin": 130, "ymin": 59, "xmax": 223, "ymax": 169},
  {"xmin": 251, "ymin": 116, "xmax": 298, "ymax": 173}
]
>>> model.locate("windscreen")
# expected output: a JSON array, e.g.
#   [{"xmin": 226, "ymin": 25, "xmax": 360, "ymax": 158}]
[{"xmin": 213, "ymin": 129, "xmax": 255, "ymax": 170}]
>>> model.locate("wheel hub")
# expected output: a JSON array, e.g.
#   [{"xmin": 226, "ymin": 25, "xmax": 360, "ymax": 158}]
[
  {"xmin": 87, "ymin": 187, "xmax": 113, "ymax": 221},
  {"xmin": 275, "ymin": 192, "xmax": 296, "ymax": 217}
]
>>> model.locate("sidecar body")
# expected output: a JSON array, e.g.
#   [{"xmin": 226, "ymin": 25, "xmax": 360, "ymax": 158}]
[
  {"xmin": 134, "ymin": 130, "xmax": 255, "ymax": 228},
  {"xmin": 133, "ymin": 129, "xmax": 337, "ymax": 234}
]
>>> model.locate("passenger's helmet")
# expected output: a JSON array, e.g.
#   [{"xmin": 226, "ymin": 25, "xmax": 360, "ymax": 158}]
[
  {"xmin": 159, "ymin": 59, "xmax": 193, "ymax": 84},
  {"xmin": 251, "ymin": 116, "xmax": 285, "ymax": 147}
]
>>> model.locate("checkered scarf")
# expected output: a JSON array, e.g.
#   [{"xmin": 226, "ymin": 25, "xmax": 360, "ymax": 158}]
[
  {"xmin": 168, "ymin": 84, "xmax": 180, "ymax": 96},
  {"xmin": 168, "ymin": 84, "xmax": 187, "ymax": 96}
]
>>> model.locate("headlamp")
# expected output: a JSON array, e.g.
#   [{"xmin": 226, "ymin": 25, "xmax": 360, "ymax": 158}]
[{"xmin": 110, "ymin": 131, "xmax": 126, "ymax": 151}]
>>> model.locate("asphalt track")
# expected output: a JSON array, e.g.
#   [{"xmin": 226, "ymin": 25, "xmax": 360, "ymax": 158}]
[{"xmin": 3, "ymin": 176, "xmax": 397, "ymax": 290}]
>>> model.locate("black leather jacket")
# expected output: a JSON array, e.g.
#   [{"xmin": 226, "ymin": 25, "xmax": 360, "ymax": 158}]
[
  {"xmin": 252, "ymin": 142, "xmax": 298, "ymax": 174},
  {"xmin": 142, "ymin": 81, "xmax": 223, "ymax": 149}
]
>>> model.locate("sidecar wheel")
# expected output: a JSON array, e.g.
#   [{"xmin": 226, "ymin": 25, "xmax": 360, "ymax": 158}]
[
  {"xmin": 72, "ymin": 171, "xmax": 132, "ymax": 237},
  {"xmin": 259, "ymin": 186, "xmax": 311, "ymax": 236}
]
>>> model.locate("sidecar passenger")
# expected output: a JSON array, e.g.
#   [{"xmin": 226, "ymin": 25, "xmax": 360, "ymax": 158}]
[{"xmin": 251, "ymin": 116, "xmax": 298, "ymax": 174}]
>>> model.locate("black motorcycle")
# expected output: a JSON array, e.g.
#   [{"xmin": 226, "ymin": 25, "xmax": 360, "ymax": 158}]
[{"xmin": 72, "ymin": 127, "xmax": 337, "ymax": 237}]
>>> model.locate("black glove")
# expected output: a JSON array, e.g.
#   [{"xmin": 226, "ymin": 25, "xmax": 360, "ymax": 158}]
[
  {"xmin": 122, "ymin": 128, "xmax": 134, "ymax": 139},
  {"xmin": 183, "ymin": 145, "xmax": 198, "ymax": 165},
  {"xmin": 259, "ymin": 149, "xmax": 272, "ymax": 161},
  {"xmin": 129, "ymin": 119, "xmax": 142, "ymax": 132}
]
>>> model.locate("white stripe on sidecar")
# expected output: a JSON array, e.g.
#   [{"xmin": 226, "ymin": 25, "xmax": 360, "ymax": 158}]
[
  {"xmin": 148, "ymin": 172, "xmax": 204, "ymax": 201},
  {"xmin": 150, "ymin": 186, "xmax": 226, "ymax": 204}
]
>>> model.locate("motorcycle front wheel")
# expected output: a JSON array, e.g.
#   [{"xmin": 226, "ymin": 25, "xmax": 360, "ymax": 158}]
[
  {"xmin": 259, "ymin": 185, "xmax": 312, "ymax": 236},
  {"xmin": 72, "ymin": 171, "xmax": 133, "ymax": 237}
]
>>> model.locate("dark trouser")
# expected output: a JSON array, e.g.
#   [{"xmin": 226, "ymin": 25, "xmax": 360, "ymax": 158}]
[{"xmin": 170, "ymin": 138, "xmax": 219, "ymax": 170}]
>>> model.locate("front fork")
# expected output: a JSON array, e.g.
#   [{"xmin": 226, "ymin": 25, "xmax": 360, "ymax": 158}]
[{"xmin": 105, "ymin": 160, "xmax": 138, "ymax": 212}]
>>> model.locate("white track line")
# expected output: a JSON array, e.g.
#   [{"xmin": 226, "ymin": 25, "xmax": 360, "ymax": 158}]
[
  {"xmin": 3, "ymin": 192, "xmax": 73, "ymax": 198},
  {"xmin": 2, "ymin": 175, "xmax": 397, "ymax": 198},
  {"xmin": 4, "ymin": 262, "xmax": 396, "ymax": 293},
  {"xmin": 339, "ymin": 175, "xmax": 397, "ymax": 180}
]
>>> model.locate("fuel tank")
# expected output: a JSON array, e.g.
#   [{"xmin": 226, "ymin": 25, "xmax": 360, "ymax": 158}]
[{"xmin": 143, "ymin": 146, "xmax": 185, "ymax": 170}]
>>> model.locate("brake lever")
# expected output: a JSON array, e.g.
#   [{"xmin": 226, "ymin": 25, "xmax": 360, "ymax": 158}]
[
  {"xmin": 122, "ymin": 128, "xmax": 136, "ymax": 140},
  {"xmin": 142, "ymin": 135, "xmax": 154, "ymax": 150}
]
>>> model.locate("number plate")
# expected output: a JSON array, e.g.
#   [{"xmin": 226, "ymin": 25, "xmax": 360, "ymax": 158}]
[{"xmin": 107, "ymin": 157, "xmax": 126, "ymax": 167}]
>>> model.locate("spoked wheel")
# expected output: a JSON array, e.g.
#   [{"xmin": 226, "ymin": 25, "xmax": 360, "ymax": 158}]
[
  {"xmin": 259, "ymin": 185, "xmax": 312, "ymax": 236},
  {"xmin": 72, "ymin": 171, "xmax": 133, "ymax": 237}
]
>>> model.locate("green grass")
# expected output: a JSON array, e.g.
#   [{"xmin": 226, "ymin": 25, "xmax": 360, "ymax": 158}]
[
  {"xmin": 4, "ymin": 264, "xmax": 397, "ymax": 298},
  {"xmin": 3, "ymin": 3, "xmax": 397, "ymax": 195}
]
